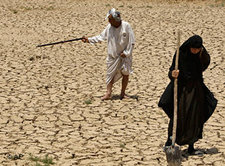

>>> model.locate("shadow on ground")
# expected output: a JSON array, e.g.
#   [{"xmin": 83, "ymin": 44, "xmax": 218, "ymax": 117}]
[
  {"xmin": 181, "ymin": 147, "xmax": 219, "ymax": 160},
  {"xmin": 111, "ymin": 94, "xmax": 139, "ymax": 101}
]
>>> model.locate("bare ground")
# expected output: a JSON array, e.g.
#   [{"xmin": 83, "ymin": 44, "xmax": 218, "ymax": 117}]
[{"xmin": 0, "ymin": 0, "xmax": 224, "ymax": 165}]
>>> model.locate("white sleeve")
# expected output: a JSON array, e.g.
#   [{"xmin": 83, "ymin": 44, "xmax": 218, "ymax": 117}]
[
  {"xmin": 88, "ymin": 26, "xmax": 108, "ymax": 44},
  {"xmin": 123, "ymin": 24, "xmax": 135, "ymax": 57}
]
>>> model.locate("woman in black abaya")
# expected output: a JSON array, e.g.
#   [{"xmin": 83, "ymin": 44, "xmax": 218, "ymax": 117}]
[{"xmin": 158, "ymin": 35, "xmax": 217, "ymax": 154}]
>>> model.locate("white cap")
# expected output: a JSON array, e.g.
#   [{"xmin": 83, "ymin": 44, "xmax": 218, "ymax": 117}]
[{"xmin": 105, "ymin": 8, "xmax": 116, "ymax": 20}]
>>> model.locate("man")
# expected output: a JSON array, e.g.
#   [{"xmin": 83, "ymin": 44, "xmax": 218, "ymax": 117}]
[
  {"xmin": 82, "ymin": 8, "xmax": 135, "ymax": 100},
  {"xmin": 158, "ymin": 35, "xmax": 217, "ymax": 154}
]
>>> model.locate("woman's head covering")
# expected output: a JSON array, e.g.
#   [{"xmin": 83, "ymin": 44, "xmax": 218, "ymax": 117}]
[
  {"xmin": 189, "ymin": 35, "xmax": 203, "ymax": 48},
  {"xmin": 180, "ymin": 35, "xmax": 203, "ymax": 51},
  {"xmin": 105, "ymin": 8, "xmax": 121, "ymax": 22}
]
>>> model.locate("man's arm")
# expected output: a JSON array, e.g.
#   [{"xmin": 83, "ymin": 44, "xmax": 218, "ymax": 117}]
[
  {"xmin": 121, "ymin": 24, "xmax": 135, "ymax": 58},
  {"xmin": 83, "ymin": 25, "xmax": 108, "ymax": 44}
]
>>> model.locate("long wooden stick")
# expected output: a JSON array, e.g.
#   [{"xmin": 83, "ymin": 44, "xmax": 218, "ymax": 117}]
[
  {"xmin": 36, "ymin": 37, "xmax": 84, "ymax": 47},
  {"xmin": 172, "ymin": 30, "xmax": 181, "ymax": 146}
]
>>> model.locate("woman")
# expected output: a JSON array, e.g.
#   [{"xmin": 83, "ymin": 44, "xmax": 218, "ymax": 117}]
[{"xmin": 158, "ymin": 35, "xmax": 217, "ymax": 154}]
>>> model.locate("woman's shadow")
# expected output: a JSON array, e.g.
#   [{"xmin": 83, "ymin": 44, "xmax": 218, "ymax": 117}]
[{"xmin": 181, "ymin": 147, "xmax": 219, "ymax": 159}]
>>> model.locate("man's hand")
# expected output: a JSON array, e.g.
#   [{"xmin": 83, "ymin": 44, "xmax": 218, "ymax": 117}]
[
  {"xmin": 82, "ymin": 36, "xmax": 89, "ymax": 43},
  {"xmin": 172, "ymin": 70, "xmax": 179, "ymax": 78},
  {"xmin": 120, "ymin": 53, "xmax": 126, "ymax": 58}
]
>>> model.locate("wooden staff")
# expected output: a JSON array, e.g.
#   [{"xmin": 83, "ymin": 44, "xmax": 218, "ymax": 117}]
[
  {"xmin": 36, "ymin": 37, "xmax": 84, "ymax": 47},
  {"xmin": 165, "ymin": 30, "xmax": 182, "ymax": 166}
]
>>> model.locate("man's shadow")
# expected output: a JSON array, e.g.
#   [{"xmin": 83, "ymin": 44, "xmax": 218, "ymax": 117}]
[
  {"xmin": 181, "ymin": 147, "xmax": 219, "ymax": 160},
  {"xmin": 111, "ymin": 94, "xmax": 139, "ymax": 101}
]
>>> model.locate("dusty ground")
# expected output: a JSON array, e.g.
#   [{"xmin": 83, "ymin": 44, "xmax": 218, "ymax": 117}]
[{"xmin": 0, "ymin": 0, "xmax": 224, "ymax": 165}]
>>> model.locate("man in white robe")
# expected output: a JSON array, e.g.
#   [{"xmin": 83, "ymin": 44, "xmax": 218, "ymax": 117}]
[{"xmin": 82, "ymin": 8, "xmax": 135, "ymax": 100}]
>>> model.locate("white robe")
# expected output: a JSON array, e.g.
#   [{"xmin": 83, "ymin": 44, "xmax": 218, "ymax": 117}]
[{"xmin": 88, "ymin": 21, "xmax": 135, "ymax": 85}]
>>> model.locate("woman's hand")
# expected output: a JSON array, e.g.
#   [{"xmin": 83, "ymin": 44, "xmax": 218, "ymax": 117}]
[{"xmin": 172, "ymin": 70, "xmax": 179, "ymax": 78}]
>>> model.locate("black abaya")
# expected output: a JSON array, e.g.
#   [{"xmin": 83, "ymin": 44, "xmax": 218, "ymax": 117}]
[{"xmin": 158, "ymin": 35, "xmax": 217, "ymax": 146}]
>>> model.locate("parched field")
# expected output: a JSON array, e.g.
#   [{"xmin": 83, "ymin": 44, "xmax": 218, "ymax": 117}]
[{"xmin": 0, "ymin": 0, "xmax": 224, "ymax": 165}]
